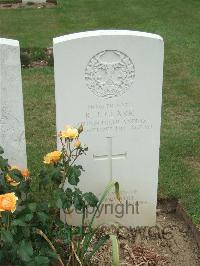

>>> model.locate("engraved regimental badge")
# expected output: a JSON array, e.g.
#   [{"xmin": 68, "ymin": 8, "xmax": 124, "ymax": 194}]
[{"xmin": 85, "ymin": 50, "xmax": 135, "ymax": 99}]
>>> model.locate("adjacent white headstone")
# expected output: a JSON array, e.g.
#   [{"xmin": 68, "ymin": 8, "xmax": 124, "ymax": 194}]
[
  {"xmin": 53, "ymin": 30, "xmax": 164, "ymax": 226},
  {"xmin": 0, "ymin": 38, "xmax": 27, "ymax": 169},
  {"xmin": 22, "ymin": 0, "xmax": 46, "ymax": 4}
]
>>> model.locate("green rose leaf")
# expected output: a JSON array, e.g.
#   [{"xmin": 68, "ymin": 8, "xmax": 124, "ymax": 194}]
[
  {"xmin": 58, "ymin": 188, "xmax": 72, "ymax": 209},
  {"xmin": 18, "ymin": 240, "xmax": 33, "ymax": 262},
  {"xmin": 10, "ymin": 169, "xmax": 22, "ymax": 182},
  {"xmin": 56, "ymin": 197, "xmax": 63, "ymax": 208},
  {"xmin": 1, "ymin": 229, "xmax": 13, "ymax": 243},
  {"xmin": 24, "ymin": 213, "xmax": 33, "ymax": 222},
  {"xmin": 0, "ymin": 174, "xmax": 7, "ymax": 188},
  {"xmin": 28, "ymin": 202, "xmax": 37, "ymax": 212},
  {"xmin": 23, "ymin": 227, "xmax": 31, "ymax": 238},
  {"xmin": 65, "ymin": 187, "xmax": 73, "ymax": 196},
  {"xmin": 76, "ymin": 165, "xmax": 84, "ymax": 171},
  {"xmin": 50, "ymin": 167, "xmax": 62, "ymax": 184},
  {"xmin": 12, "ymin": 218, "xmax": 27, "ymax": 226},
  {"xmin": 73, "ymin": 191, "xmax": 84, "ymax": 210},
  {"xmin": 34, "ymin": 256, "xmax": 49, "ymax": 265},
  {"xmin": 25, "ymin": 262, "xmax": 35, "ymax": 266},
  {"xmin": 68, "ymin": 166, "xmax": 81, "ymax": 186},
  {"xmin": 37, "ymin": 211, "xmax": 49, "ymax": 223},
  {"xmin": 0, "ymin": 157, "xmax": 8, "ymax": 169},
  {"xmin": 63, "ymin": 198, "xmax": 72, "ymax": 209},
  {"xmin": 83, "ymin": 192, "xmax": 98, "ymax": 207},
  {"xmin": 46, "ymin": 250, "xmax": 58, "ymax": 259},
  {"xmin": 39, "ymin": 169, "xmax": 51, "ymax": 185}
]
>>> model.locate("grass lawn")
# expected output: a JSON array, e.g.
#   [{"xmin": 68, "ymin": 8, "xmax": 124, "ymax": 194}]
[
  {"xmin": 1, "ymin": 0, "xmax": 200, "ymax": 225},
  {"xmin": 0, "ymin": 0, "xmax": 16, "ymax": 2}
]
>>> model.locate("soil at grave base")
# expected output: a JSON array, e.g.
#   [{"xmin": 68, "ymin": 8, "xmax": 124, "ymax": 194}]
[
  {"xmin": 89, "ymin": 204, "xmax": 200, "ymax": 266},
  {"xmin": 0, "ymin": 2, "xmax": 56, "ymax": 9}
]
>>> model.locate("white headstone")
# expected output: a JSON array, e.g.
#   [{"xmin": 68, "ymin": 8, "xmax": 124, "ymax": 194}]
[
  {"xmin": 22, "ymin": 0, "xmax": 46, "ymax": 3},
  {"xmin": 53, "ymin": 30, "xmax": 164, "ymax": 226},
  {"xmin": 0, "ymin": 38, "xmax": 27, "ymax": 169}
]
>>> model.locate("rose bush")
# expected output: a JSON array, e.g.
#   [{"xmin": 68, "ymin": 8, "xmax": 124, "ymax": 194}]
[{"xmin": 0, "ymin": 125, "xmax": 120, "ymax": 265}]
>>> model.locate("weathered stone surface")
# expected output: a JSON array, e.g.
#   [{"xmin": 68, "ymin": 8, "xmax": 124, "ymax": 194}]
[
  {"xmin": 0, "ymin": 38, "xmax": 27, "ymax": 168},
  {"xmin": 53, "ymin": 30, "xmax": 164, "ymax": 226}
]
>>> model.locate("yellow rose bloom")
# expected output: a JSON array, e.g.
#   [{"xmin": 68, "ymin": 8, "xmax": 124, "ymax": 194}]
[
  {"xmin": 58, "ymin": 126, "xmax": 79, "ymax": 140},
  {"xmin": 6, "ymin": 166, "xmax": 30, "ymax": 185},
  {"xmin": 6, "ymin": 174, "xmax": 20, "ymax": 187},
  {"xmin": 0, "ymin": 193, "xmax": 18, "ymax": 213},
  {"xmin": 10, "ymin": 166, "xmax": 21, "ymax": 171},
  {"xmin": 66, "ymin": 127, "xmax": 78, "ymax": 139},
  {"xmin": 51, "ymin": 151, "xmax": 62, "ymax": 162},
  {"xmin": 44, "ymin": 151, "xmax": 62, "ymax": 164},
  {"xmin": 43, "ymin": 153, "xmax": 51, "ymax": 164},
  {"xmin": 58, "ymin": 130, "xmax": 69, "ymax": 138}
]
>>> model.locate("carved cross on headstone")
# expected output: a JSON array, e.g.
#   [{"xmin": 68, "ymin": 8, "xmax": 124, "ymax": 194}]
[{"xmin": 93, "ymin": 137, "xmax": 127, "ymax": 180}]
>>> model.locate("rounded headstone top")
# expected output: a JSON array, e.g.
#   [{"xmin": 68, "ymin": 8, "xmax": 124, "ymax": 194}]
[
  {"xmin": 53, "ymin": 30, "xmax": 163, "ymax": 44},
  {"xmin": 0, "ymin": 38, "xmax": 19, "ymax": 47}
]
